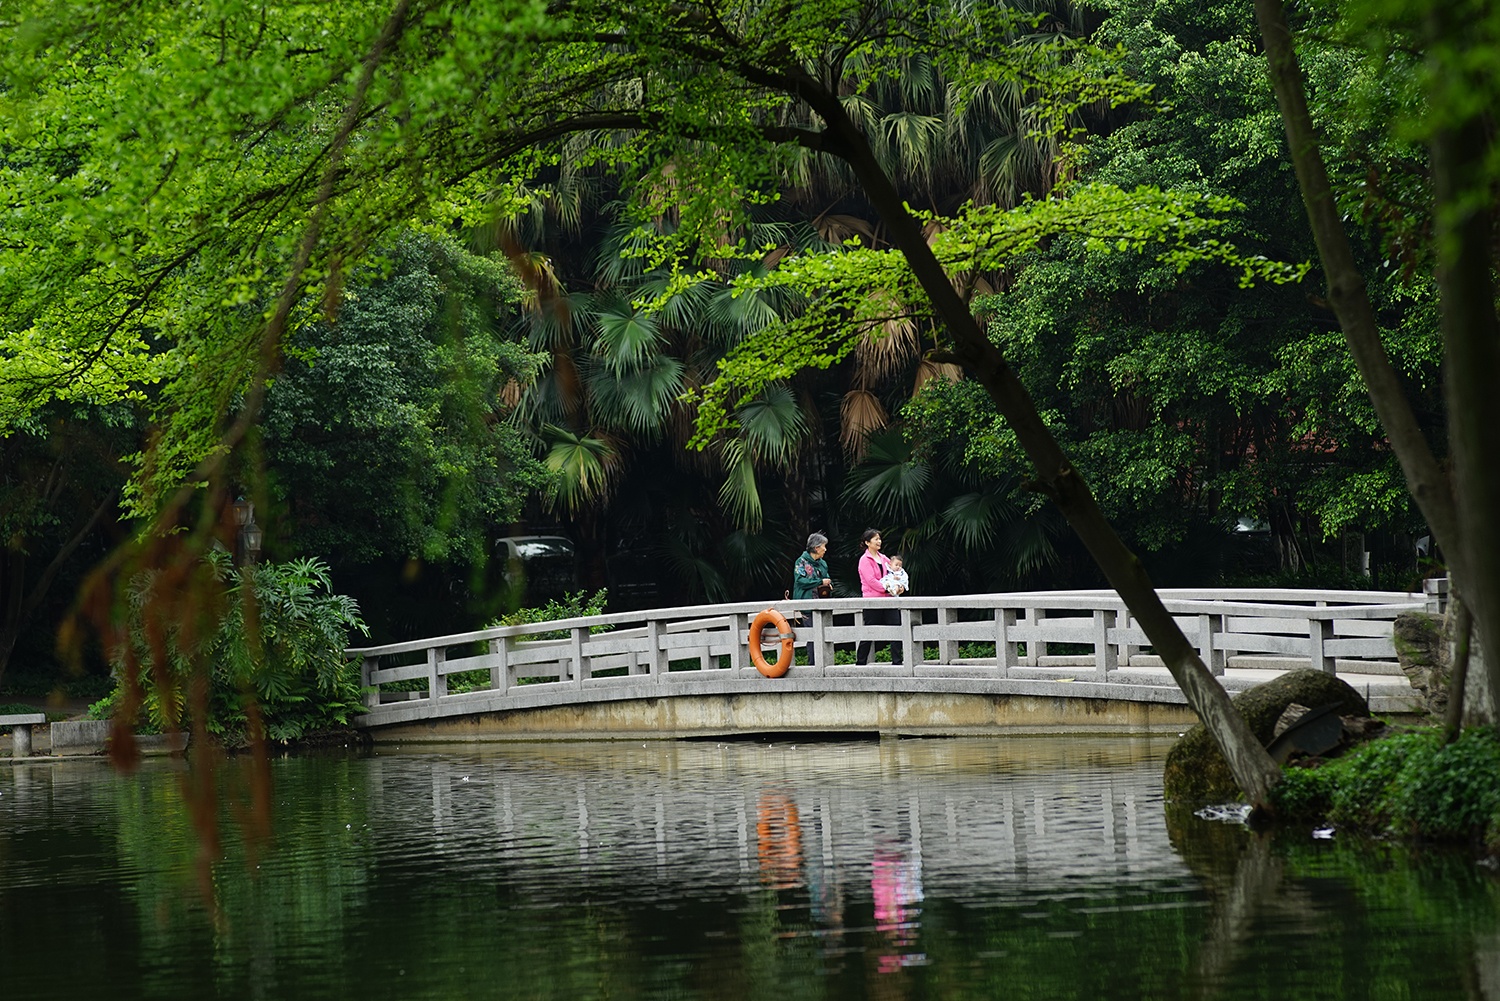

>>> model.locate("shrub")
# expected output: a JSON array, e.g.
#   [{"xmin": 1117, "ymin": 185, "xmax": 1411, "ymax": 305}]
[
  {"xmin": 1393, "ymin": 728, "xmax": 1500, "ymax": 840},
  {"xmin": 104, "ymin": 552, "xmax": 369, "ymax": 745},
  {"xmin": 1272, "ymin": 728, "xmax": 1500, "ymax": 846},
  {"xmin": 436, "ymin": 589, "xmax": 611, "ymax": 692},
  {"xmin": 485, "ymin": 588, "xmax": 609, "ymax": 637}
]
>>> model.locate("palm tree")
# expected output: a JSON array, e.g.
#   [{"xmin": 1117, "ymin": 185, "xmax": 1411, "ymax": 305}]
[
  {"xmin": 491, "ymin": 0, "xmax": 1085, "ymax": 600},
  {"xmin": 843, "ymin": 428, "xmax": 1069, "ymax": 592}
]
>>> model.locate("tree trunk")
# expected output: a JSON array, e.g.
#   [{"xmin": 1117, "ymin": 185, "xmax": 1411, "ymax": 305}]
[
  {"xmin": 1425, "ymin": 12, "xmax": 1500, "ymax": 720},
  {"xmin": 799, "ymin": 83, "xmax": 1283, "ymax": 809},
  {"xmin": 1445, "ymin": 599, "xmax": 1472, "ymax": 743}
]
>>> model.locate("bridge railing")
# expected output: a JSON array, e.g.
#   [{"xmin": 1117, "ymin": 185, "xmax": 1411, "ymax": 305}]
[{"xmin": 349, "ymin": 588, "xmax": 1425, "ymax": 722}]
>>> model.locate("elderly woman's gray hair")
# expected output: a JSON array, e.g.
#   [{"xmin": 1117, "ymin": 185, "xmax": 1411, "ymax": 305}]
[{"xmin": 807, "ymin": 532, "xmax": 829, "ymax": 551}]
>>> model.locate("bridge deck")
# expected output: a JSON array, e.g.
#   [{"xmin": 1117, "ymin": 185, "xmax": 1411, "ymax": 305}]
[{"xmin": 349, "ymin": 589, "xmax": 1431, "ymax": 739}]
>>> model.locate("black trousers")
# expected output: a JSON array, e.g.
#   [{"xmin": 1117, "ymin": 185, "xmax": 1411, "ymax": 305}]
[{"xmin": 856, "ymin": 605, "xmax": 903, "ymax": 665}]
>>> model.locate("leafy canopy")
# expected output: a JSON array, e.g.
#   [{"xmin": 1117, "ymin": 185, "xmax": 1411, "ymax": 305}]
[{"xmin": 2, "ymin": 0, "xmax": 1175, "ymax": 510}]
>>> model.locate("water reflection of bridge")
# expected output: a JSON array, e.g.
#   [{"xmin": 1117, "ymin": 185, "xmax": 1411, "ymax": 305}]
[
  {"xmin": 352, "ymin": 589, "xmax": 1428, "ymax": 741},
  {"xmin": 367, "ymin": 738, "xmax": 1197, "ymax": 915}
]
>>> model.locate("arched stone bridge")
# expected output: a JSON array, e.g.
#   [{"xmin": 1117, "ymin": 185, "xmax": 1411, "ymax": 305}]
[{"xmin": 350, "ymin": 589, "xmax": 1430, "ymax": 743}]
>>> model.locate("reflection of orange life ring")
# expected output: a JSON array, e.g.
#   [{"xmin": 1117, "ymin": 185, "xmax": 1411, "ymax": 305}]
[
  {"xmin": 749, "ymin": 608, "xmax": 795, "ymax": 678},
  {"xmin": 756, "ymin": 792, "xmax": 803, "ymax": 889}
]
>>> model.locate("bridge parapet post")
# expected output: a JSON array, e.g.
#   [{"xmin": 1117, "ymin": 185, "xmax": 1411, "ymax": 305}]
[
  {"xmin": 810, "ymin": 609, "xmax": 831, "ymax": 677},
  {"xmin": 936, "ymin": 607, "xmax": 959, "ymax": 664},
  {"xmin": 900, "ymin": 609, "xmax": 917, "ymax": 675},
  {"xmin": 1197, "ymin": 613, "xmax": 1225, "ymax": 676},
  {"xmin": 1309, "ymin": 616, "xmax": 1336, "ymax": 673},
  {"xmin": 1022, "ymin": 605, "xmax": 1044, "ymax": 665},
  {"xmin": 645, "ymin": 620, "xmax": 664, "ymax": 677},
  {"xmin": 1092, "ymin": 609, "xmax": 1118, "ymax": 680},
  {"xmin": 428, "ymin": 647, "xmax": 447, "ymax": 700},
  {"xmin": 490, "ymin": 637, "xmax": 509, "ymax": 693},
  {"xmin": 1117, "ymin": 608, "xmax": 1138, "ymax": 667},
  {"xmin": 570, "ymin": 627, "xmax": 586, "ymax": 689},
  {"xmin": 994, "ymin": 607, "xmax": 1018, "ymax": 674},
  {"xmin": 362, "ymin": 656, "xmax": 379, "ymax": 710},
  {"xmin": 727, "ymin": 613, "xmax": 747, "ymax": 674}
]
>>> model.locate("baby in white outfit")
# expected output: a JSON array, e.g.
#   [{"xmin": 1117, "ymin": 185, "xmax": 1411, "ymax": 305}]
[{"xmin": 880, "ymin": 555, "xmax": 910, "ymax": 596}]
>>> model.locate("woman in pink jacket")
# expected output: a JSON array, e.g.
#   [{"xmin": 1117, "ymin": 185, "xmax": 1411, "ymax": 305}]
[{"xmin": 855, "ymin": 528, "xmax": 903, "ymax": 665}]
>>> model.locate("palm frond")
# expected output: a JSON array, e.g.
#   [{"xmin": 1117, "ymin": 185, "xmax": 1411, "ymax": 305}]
[
  {"xmin": 811, "ymin": 212, "xmax": 877, "ymax": 246},
  {"xmin": 591, "ymin": 297, "xmax": 665, "ymax": 373},
  {"xmin": 736, "ymin": 384, "xmax": 809, "ymax": 468},
  {"xmin": 660, "ymin": 534, "xmax": 729, "ymax": 603},
  {"xmin": 854, "ymin": 292, "xmax": 919, "ymax": 384},
  {"xmin": 912, "ymin": 358, "xmax": 963, "ymax": 395},
  {"xmin": 839, "ymin": 389, "xmax": 888, "ymax": 458},
  {"xmin": 706, "ymin": 283, "xmax": 783, "ymax": 339},
  {"xmin": 541, "ymin": 426, "xmax": 620, "ymax": 514},
  {"xmin": 939, "ymin": 491, "xmax": 1011, "ymax": 549},
  {"xmin": 717, "ymin": 438, "xmax": 764, "ymax": 532},
  {"xmin": 632, "ymin": 270, "xmax": 719, "ymax": 330},
  {"xmin": 584, "ymin": 353, "xmax": 686, "ymax": 435},
  {"xmin": 846, "ymin": 430, "xmax": 930, "ymax": 520},
  {"xmin": 881, "ymin": 111, "xmax": 946, "ymax": 184}
]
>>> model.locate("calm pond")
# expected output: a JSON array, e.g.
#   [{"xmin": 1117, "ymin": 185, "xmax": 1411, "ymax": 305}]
[{"xmin": 1, "ymin": 736, "xmax": 1496, "ymax": 999}]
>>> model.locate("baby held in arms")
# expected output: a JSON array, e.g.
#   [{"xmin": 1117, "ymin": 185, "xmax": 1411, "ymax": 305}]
[{"xmin": 880, "ymin": 555, "xmax": 909, "ymax": 596}]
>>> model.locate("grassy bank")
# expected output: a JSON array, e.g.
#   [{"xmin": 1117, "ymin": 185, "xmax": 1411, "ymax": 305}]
[{"xmin": 1272, "ymin": 727, "xmax": 1500, "ymax": 851}]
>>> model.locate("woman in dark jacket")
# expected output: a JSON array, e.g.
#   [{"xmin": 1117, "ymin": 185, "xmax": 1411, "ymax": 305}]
[
  {"xmin": 792, "ymin": 532, "xmax": 831, "ymax": 600},
  {"xmin": 792, "ymin": 533, "xmax": 831, "ymax": 665}
]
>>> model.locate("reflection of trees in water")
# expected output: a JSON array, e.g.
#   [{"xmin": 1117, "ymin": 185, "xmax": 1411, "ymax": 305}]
[{"xmin": 1166, "ymin": 806, "xmax": 1500, "ymax": 1001}]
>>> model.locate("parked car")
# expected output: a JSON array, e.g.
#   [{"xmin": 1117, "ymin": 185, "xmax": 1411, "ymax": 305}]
[{"xmin": 495, "ymin": 535, "xmax": 578, "ymax": 603}]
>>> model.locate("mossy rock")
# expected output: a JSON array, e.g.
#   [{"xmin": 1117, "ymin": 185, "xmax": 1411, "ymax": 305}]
[{"xmin": 1163, "ymin": 669, "xmax": 1370, "ymax": 804}]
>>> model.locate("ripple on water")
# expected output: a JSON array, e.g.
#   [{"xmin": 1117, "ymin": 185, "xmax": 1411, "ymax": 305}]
[{"xmin": 4, "ymin": 737, "xmax": 1494, "ymax": 1001}]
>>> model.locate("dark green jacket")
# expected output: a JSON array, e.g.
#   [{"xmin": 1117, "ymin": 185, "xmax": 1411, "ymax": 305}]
[{"xmin": 792, "ymin": 550, "xmax": 830, "ymax": 599}]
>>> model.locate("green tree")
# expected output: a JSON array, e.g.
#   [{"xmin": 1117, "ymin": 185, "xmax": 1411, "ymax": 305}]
[
  {"xmin": 1251, "ymin": 0, "xmax": 1500, "ymax": 715},
  {"xmin": 259, "ymin": 234, "xmax": 551, "ymax": 631},
  {"xmin": 874, "ymin": 0, "xmax": 1443, "ymax": 586}
]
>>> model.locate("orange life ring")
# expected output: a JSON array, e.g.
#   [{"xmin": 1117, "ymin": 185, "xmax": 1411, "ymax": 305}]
[{"xmin": 749, "ymin": 608, "xmax": 795, "ymax": 678}]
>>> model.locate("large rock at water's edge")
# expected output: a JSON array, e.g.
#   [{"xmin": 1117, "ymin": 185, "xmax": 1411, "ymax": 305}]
[
  {"xmin": 1393, "ymin": 611, "xmax": 1448, "ymax": 719},
  {"xmin": 1162, "ymin": 670, "xmax": 1370, "ymax": 804},
  {"xmin": 1394, "ymin": 599, "xmax": 1496, "ymax": 727}
]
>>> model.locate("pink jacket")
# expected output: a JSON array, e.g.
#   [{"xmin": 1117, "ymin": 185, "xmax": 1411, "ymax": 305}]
[{"xmin": 858, "ymin": 551, "xmax": 893, "ymax": 598}]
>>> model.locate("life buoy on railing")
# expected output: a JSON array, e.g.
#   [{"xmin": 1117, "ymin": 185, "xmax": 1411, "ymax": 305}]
[{"xmin": 749, "ymin": 608, "xmax": 795, "ymax": 678}]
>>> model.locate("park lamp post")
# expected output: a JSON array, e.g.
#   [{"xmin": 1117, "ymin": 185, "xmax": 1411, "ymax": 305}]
[{"xmin": 232, "ymin": 496, "xmax": 263, "ymax": 566}]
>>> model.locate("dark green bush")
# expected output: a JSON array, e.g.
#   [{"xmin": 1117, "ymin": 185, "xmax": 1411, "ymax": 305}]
[
  {"xmin": 1393, "ymin": 728, "xmax": 1500, "ymax": 840},
  {"xmin": 1272, "ymin": 728, "xmax": 1500, "ymax": 846}
]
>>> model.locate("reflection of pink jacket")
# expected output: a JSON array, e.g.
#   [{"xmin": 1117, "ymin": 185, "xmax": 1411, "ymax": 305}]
[{"xmin": 858, "ymin": 551, "xmax": 893, "ymax": 598}]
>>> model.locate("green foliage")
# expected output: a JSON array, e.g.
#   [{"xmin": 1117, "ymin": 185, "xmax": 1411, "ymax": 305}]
[
  {"xmin": 686, "ymin": 184, "xmax": 1306, "ymax": 448},
  {"xmin": 103, "ymin": 552, "xmax": 369, "ymax": 745},
  {"xmin": 0, "ymin": 0, "xmax": 1128, "ymax": 511},
  {"xmin": 381, "ymin": 588, "xmax": 610, "ymax": 694},
  {"xmin": 839, "ymin": 425, "xmax": 1067, "ymax": 589},
  {"xmin": 1272, "ymin": 728, "xmax": 1500, "ymax": 845},
  {"xmin": 261, "ymin": 234, "xmax": 549, "ymax": 567},
  {"xmin": 826, "ymin": 0, "xmax": 1444, "ymax": 579},
  {"xmin": 487, "ymin": 588, "xmax": 609, "ymax": 638}
]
